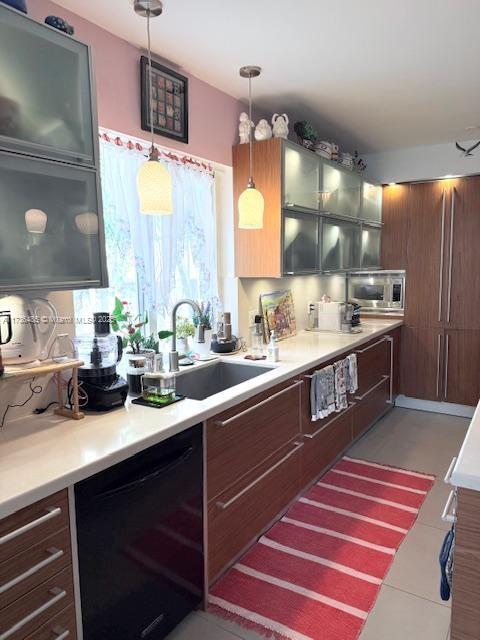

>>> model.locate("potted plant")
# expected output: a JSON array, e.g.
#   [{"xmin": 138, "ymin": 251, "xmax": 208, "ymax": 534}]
[
  {"xmin": 175, "ymin": 317, "xmax": 195, "ymax": 355},
  {"xmin": 293, "ymin": 120, "xmax": 318, "ymax": 150},
  {"xmin": 193, "ymin": 301, "xmax": 213, "ymax": 357},
  {"xmin": 111, "ymin": 297, "xmax": 157, "ymax": 369}
]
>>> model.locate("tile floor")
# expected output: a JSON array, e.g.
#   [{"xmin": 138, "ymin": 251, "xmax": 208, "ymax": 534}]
[{"xmin": 167, "ymin": 407, "xmax": 469, "ymax": 640}]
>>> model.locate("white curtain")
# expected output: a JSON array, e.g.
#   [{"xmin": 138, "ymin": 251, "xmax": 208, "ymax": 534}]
[{"xmin": 74, "ymin": 137, "xmax": 218, "ymax": 333}]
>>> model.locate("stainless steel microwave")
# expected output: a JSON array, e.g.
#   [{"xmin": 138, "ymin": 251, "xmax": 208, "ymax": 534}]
[{"xmin": 348, "ymin": 270, "xmax": 406, "ymax": 312}]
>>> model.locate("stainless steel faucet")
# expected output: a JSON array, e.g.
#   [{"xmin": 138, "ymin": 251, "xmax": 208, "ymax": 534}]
[{"xmin": 169, "ymin": 299, "xmax": 204, "ymax": 372}]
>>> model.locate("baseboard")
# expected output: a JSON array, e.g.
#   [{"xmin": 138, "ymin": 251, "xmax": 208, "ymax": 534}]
[{"xmin": 395, "ymin": 395, "xmax": 475, "ymax": 418}]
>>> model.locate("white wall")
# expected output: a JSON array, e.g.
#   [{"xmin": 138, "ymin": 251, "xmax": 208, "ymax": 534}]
[{"xmin": 365, "ymin": 137, "xmax": 480, "ymax": 184}]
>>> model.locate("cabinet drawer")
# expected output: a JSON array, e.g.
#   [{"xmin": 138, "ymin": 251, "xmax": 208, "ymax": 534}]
[
  {"xmin": 0, "ymin": 565, "xmax": 74, "ymax": 640},
  {"xmin": 0, "ymin": 491, "xmax": 69, "ymax": 564},
  {"xmin": 353, "ymin": 377, "xmax": 390, "ymax": 439},
  {"xmin": 207, "ymin": 379, "xmax": 302, "ymax": 501},
  {"xmin": 355, "ymin": 336, "xmax": 390, "ymax": 397},
  {"xmin": 208, "ymin": 439, "xmax": 302, "ymax": 582},
  {"xmin": 301, "ymin": 404, "xmax": 354, "ymax": 487},
  {"xmin": 0, "ymin": 528, "xmax": 72, "ymax": 610},
  {"xmin": 451, "ymin": 547, "xmax": 480, "ymax": 640},
  {"xmin": 24, "ymin": 604, "xmax": 77, "ymax": 640}
]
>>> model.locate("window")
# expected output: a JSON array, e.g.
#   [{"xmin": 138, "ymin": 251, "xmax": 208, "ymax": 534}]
[{"xmin": 74, "ymin": 135, "xmax": 218, "ymax": 337}]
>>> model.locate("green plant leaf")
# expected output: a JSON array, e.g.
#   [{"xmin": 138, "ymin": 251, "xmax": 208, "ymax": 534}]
[
  {"xmin": 113, "ymin": 297, "xmax": 124, "ymax": 316},
  {"xmin": 111, "ymin": 319, "xmax": 119, "ymax": 332},
  {"xmin": 158, "ymin": 330, "xmax": 174, "ymax": 340}
]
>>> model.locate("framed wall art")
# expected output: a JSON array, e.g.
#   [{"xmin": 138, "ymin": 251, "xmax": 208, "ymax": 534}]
[
  {"xmin": 260, "ymin": 289, "xmax": 297, "ymax": 341},
  {"xmin": 140, "ymin": 56, "xmax": 189, "ymax": 144}
]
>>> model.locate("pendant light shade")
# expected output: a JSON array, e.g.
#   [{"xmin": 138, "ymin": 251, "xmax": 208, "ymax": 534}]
[
  {"xmin": 238, "ymin": 65, "xmax": 264, "ymax": 230},
  {"xmin": 238, "ymin": 180, "xmax": 264, "ymax": 229},
  {"xmin": 137, "ymin": 149, "xmax": 173, "ymax": 215},
  {"xmin": 135, "ymin": 1, "xmax": 173, "ymax": 215}
]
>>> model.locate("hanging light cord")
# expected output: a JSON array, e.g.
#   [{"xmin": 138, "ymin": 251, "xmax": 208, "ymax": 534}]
[
  {"xmin": 147, "ymin": 9, "xmax": 155, "ymax": 157},
  {"xmin": 248, "ymin": 74, "xmax": 253, "ymax": 185}
]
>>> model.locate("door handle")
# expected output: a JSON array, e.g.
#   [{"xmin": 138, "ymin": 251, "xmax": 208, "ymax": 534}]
[
  {"xmin": 446, "ymin": 188, "xmax": 455, "ymax": 323},
  {"xmin": 444, "ymin": 334, "xmax": 450, "ymax": 399},
  {"xmin": 216, "ymin": 441, "xmax": 304, "ymax": 509},
  {"xmin": 0, "ymin": 547, "xmax": 64, "ymax": 594},
  {"xmin": 0, "ymin": 507, "xmax": 62, "ymax": 546},
  {"xmin": 438, "ymin": 189, "xmax": 446, "ymax": 322},
  {"xmin": 435, "ymin": 333, "xmax": 442, "ymax": 399},
  {"xmin": 0, "ymin": 588, "xmax": 67, "ymax": 640}
]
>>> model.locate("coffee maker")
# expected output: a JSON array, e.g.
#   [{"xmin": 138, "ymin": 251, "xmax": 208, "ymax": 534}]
[
  {"xmin": 75, "ymin": 313, "xmax": 128, "ymax": 412},
  {"xmin": 210, "ymin": 311, "xmax": 239, "ymax": 353}
]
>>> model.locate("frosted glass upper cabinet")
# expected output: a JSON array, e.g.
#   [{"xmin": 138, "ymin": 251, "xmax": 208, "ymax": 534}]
[
  {"xmin": 361, "ymin": 225, "xmax": 381, "ymax": 268},
  {"xmin": 321, "ymin": 218, "xmax": 361, "ymax": 272},
  {"xmin": 361, "ymin": 181, "xmax": 383, "ymax": 222},
  {"xmin": 282, "ymin": 211, "xmax": 320, "ymax": 275},
  {"xmin": 320, "ymin": 162, "xmax": 362, "ymax": 218},
  {"xmin": 0, "ymin": 152, "xmax": 107, "ymax": 292},
  {"xmin": 0, "ymin": 5, "xmax": 95, "ymax": 165},
  {"xmin": 283, "ymin": 143, "xmax": 320, "ymax": 211}
]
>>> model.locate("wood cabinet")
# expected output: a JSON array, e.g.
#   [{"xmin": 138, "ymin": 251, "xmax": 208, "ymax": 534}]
[
  {"xmin": 233, "ymin": 138, "xmax": 382, "ymax": 277},
  {"xmin": 206, "ymin": 378, "xmax": 302, "ymax": 501},
  {"xmin": 451, "ymin": 487, "xmax": 480, "ymax": 640},
  {"xmin": 405, "ymin": 181, "xmax": 447, "ymax": 328},
  {"xmin": 382, "ymin": 176, "xmax": 480, "ymax": 406},
  {"xmin": 400, "ymin": 327, "xmax": 444, "ymax": 401},
  {"xmin": 445, "ymin": 176, "xmax": 480, "ymax": 331},
  {"xmin": 444, "ymin": 330, "xmax": 480, "ymax": 406},
  {"xmin": 0, "ymin": 489, "xmax": 77, "ymax": 640},
  {"xmin": 206, "ymin": 328, "xmax": 400, "ymax": 583}
]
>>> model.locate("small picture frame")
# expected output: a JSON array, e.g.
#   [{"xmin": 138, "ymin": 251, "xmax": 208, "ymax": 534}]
[{"xmin": 140, "ymin": 56, "xmax": 189, "ymax": 144}]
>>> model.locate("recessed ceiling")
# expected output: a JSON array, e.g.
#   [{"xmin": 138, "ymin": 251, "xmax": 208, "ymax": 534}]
[{"xmin": 55, "ymin": 0, "xmax": 480, "ymax": 153}]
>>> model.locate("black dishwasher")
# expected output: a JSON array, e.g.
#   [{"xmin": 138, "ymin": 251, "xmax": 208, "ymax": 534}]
[{"xmin": 75, "ymin": 425, "xmax": 203, "ymax": 639}]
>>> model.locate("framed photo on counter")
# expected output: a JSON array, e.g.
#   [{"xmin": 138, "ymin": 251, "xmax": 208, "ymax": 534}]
[{"xmin": 140, "ymin": 56, "xmax": 189, "ymax": 144}]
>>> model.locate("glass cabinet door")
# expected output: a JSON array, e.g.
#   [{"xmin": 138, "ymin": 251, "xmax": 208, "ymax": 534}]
[
  {"xmin": 0, "ymin": 5, "xmax": 94, "ymax": 165},
  {"xmin": 321, "ymin": 163, "xmax": 362, "ymax": 218},
  {"xmin": 361, "ymin": 225, "xmax": 382, "ymax": 268},
  {"xmin": 321, "ymin": 218, "xmax": 361, "ymax": 272},
  {"xmin": 282, "ymin": 211, "xmax": 320, "ymax": 274},
  {"xmin": 0, "ymin": 152, "xmax": 106, "ymax": 292},
  {"xmin": 361, "ymin": 182, "xmax": 382, "ymax": 222},
  {"xmin": 283, "ymin": 144, "xmax": 320, "ymax": 211}
]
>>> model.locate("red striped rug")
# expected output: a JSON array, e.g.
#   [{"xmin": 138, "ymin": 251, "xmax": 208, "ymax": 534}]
[{"xmin": 209, "ymin": 456, "xmax": 435, "ymax": 640}]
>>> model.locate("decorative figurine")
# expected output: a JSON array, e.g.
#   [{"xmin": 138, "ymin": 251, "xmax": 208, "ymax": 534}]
[
  {"xmin": 293, "ymin": 121, "xmax": 318, "ymax": 150},
  {"xmin": 238, "ymin": 112, "xmax": 253, "ymax": 144},
  {"xmin": 271, "ymin": 113, "xmax": 289, "ymax": 139},
  {"xmin": 254, "ymin": 118, "xmax": 273, "ymax": 141},
  {"xmin": 45, "ymin": 15, "xmax": 75, "ymax": 35}
]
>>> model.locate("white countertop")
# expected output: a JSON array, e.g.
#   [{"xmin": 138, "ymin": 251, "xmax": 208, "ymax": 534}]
[
  {"xmin": 0, "ymin": 319, "xmax": 401, "ymax": 518},
  {"xmin": 451, "ymin": 400, "xmax": 480, "ymax": 491}
]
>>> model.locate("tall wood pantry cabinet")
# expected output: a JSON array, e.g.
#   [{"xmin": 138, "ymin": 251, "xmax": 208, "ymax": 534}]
[{"xmin": 382, "ymin": 176, "xmax": 480, "ymax": 406}]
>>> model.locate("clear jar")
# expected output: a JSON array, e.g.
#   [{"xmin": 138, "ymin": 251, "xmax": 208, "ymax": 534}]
[
  {"xmin": 142, "ymin": 371, "xmax": 176, "ymax": 405},
  {"xmin": 126, "ymin": 355, "xmax": 147, "ymax": 396}
]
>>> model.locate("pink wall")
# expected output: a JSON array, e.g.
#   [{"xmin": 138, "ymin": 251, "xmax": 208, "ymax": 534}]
[{"xmin": 30, "ymin": 0, "xmax": 242, "ymax": 166}]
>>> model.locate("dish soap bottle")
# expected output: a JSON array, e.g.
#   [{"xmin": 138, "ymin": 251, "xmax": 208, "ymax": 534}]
[{"xmin": 267, "ymin": 331, "xmax": 279, "ymax": 362}]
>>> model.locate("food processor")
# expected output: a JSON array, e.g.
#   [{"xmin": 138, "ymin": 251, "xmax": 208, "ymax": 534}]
[{"xmin": 75, "ymin": 312, "xmax": 128, "ymax": 411}]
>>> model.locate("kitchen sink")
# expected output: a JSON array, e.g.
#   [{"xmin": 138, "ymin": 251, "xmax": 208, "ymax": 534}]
[{"xmin": 175, "ymin": 360, "xmax": 274, "ymax": 400}]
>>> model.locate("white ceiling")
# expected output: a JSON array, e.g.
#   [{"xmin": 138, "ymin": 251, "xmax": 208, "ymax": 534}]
[{"xmin": 55, "ymin": 0, "xmax": 480, "ymax": 153}]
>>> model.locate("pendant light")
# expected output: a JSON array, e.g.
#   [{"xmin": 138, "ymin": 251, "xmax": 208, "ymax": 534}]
[
  {"xmin": 135, "ymin": 0, "xmax": 173, "ymax": 215},
  {"xmin": 238, "ymin": 66, "xmax": 264, "ymax": 229}
]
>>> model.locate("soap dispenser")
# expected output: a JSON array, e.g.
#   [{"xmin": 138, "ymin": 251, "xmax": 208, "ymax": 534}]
[{"xmin": 267, "ymin": 330, "xmax": 279, "ymax": 362}]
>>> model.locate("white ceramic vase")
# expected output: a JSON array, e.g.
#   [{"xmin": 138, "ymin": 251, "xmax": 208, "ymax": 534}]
[{"xmin": 193, "ymin": 328, "xmax": 212, "ymax": 357}]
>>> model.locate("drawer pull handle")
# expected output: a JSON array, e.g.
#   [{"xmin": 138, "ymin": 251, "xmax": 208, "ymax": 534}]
[
  {"xmin": 355, "ymin": 337, "xmax": 388, "ymax": 354},
  {"xmin": 444, "ymin": 457, "xmax": 457, "ymax": 485},
  {"xmin": 0, "ymin": 507, "xmax": 62, "ymax": 546},
  {"xmin": 52, "ymin": 626, "xmax": 70, "ymax": 640},
  {"xmin": 0, "ymin": 587, "xmax": 67, "ymax": 640},
  {"xmin": 0, "ymin": 547, "xmax": 64, "ymax": 595},
  {"xmin": 216, "ymin": 441, "xmax": 304, "ymax": 510},
  {"xmin": 441, "ymin": 490, "xmax": 456, "ymax": 524},
  {"xmin": 305, "ymin": 402, "xmax": 356, "ymax": 439},
  {"xmin": 354, "ymin": 375, "xmax": 389, "ymax": 401},
  {"xmin": 215, "ymin": 380, "xmax": 303, "ymax": 428}
]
